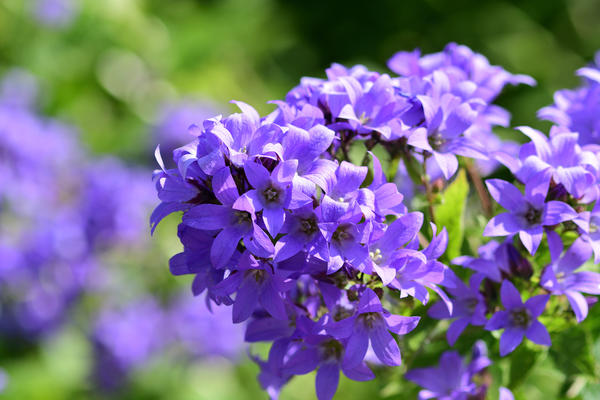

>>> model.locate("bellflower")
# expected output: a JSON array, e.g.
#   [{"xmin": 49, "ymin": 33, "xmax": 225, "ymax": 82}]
[
  {"xmin": 485, "ymin": 280, "xmax": 551, "ymax": 356},
  {"xmin": 182, "ymin": 166, "xmax": 274, "ymax": 268},
  {"xmin": 428, "ymin": 274, "xmax": 487, "ymax": 345},
  {"xmin": 234, "ymin": 159, "xmax": 312, "ymax": 236},
  {"xmin": 327, "ymin": 288, "xmax": 420, "ymax": 367},
  {"xmin": 484, "ymin": 172, "xmax": 578, "ymax": 255},
  {"xmin": 541, "ymin": 236, "xmax": 600, "ymax": 322},
  {"xmin": 405, "ymin": 341, "xmax": 491, "ymax": 400}
]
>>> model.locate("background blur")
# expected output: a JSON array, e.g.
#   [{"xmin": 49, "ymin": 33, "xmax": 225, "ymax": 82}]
[{"xmin": 1, "ymin": 0, "xmax": 600, "ymax": 399}]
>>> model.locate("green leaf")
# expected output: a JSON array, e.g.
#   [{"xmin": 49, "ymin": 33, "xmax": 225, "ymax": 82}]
[
  {"xmin": 433, "ymin": 169, "xmax": 469, "ymax": 260},
  {"xmin": 549, "ymin": 327, "xmax": 596, "ymax": 378},
  {"xmin": 509, "ymin": 344, "xmax": 540, "ymax": 388}
]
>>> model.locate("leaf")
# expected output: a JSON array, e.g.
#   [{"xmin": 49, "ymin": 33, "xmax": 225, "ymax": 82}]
[
  {"xmin": 433, "ymin": 169, "xmax": 469, "ymax": 260},
  {"xmin": 549, "ymin": 327, "xmax": 596, "ymax": 378},
  {"xmin": 509, "ymin": 344, "xmax": 540, "ymax": 388}
]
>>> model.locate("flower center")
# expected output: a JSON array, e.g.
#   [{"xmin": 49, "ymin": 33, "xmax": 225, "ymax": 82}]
[
  {"xmin": 524, "ymin": 205, "xmax": 542, "ymax": 225},
  {"xmin": 359, "ymin": 312, "xmax": 382, "ymax": 329},
  {"xmin": 319, "ymin": 339, "xmax": 344, "ymax": 362},
  {"xmin": 299, "ymin": 216, "xmax": 319, "ymax": 236},
  {"xmin": 262, "ymin": 185, "xmax": 282, "ymax": 203},
  {"xmin": 509, "ymin": 308, "xmax": 531, "ymax": 328},
  {"xmin": 428, "ymin": 132, "xmax": 446, "ymax": 151},
  {"xmin": 369, "ymin": 248, "xmax": 383, "ymax": 264},
  {"xmin": 233, "ymin": 210, "xmax": 252, "ymax": 226},
  {"xmin": 332, "ymin": 224, "xmax": 352, "ymax": 244}
]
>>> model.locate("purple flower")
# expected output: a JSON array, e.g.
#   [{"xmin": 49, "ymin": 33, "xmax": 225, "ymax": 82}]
[
  {"xmin": 407, "ymin": 93, "xmax": 486, "ymax": 179},
  {"xmin": 512, "ymin": 126, "xmax": 598, "ymax": 199},
  {"xmin": 389, "ymin": 225, "xmax": 454, "ymax": 312},
  {"xmin": 405, "ymin": 340, "xmax": 491, "ymax": 400},
  {"xmin": 215, "ymin": 252, "xmax": 291, "ymax": 323},
  {"xmin": 541, "ymin": 236, "xmax": 600, "ymax": 322},
  {"xmin": 538, "ymin": 51, "xmax": 600, "ymax": 146},
  {"xmin": 327, "ymin": 288, "xmax": 420, "ymax": 367},
  {"xmin": 485, "ymin": 280, "xmax": 551, "ymax": 356},
  {"xmin": 428, "ymin": 274, "xmax": 487, "ymax": 345},
  {"xmin": 234, "ymin": 159, "xmax": 311, "ymax": 236},
  {"xmin": 92, "ymin": 298, "xmax": 167, "ymax": 390},
  {"xmin": 484, "ymin": 172, "xmax": 578, "ymax": 255},
  {"xmin": 182, "ymin": 167, "xmax": 274, "ymax": 268}
]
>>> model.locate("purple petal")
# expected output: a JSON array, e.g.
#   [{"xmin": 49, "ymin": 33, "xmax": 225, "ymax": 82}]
[
  {"xmin": 525, "ymin": 295, "xmax": 549, "ymax": 317},
  {"xmin": 316, "ymin": 363, "xmax": 340, "ymax": 400},
  {"xmin": 499, "ymin": 328, "xmax": 524, "ymax": 356},
  {"xmin": 233, "ymin": 190, "xmax": 263, "ymax": 213},
  {"xmin": 212, "ymin": 167, "xmax": 239, "ymax": 205},
  {"xmin": 383, "ymin": 314, "xmax": 420, "ymax": 335},
  {"xmin": 232, "ymin": 276, "xmax": 260, "ymax": 323},
  {"xmin": 516, "ymin": 126, "xmax": 552, "ymax": 161},
  {"xmin": 183, "ymin": 204, "xmax": 230, "ymax": 230},
  {"xmin": 244, "ymin": 224, "xmax": 275, "ymax": 258},
  {"xmin": 565, "ymin": 290, "xmax": 589, "ymax": 323},
  {"xmin": 341, "ymin": 362, "xmax": 374, "ymax": 382},
  {"xmin": 343, "ymin": 329, "xmax": 369, "ymax": 367},
  {"xmin": 432, "ymin": 151, "xmax": 458, "ymax": 180},
  {"xmin": 369, "ymin": 325, "xmax": 402, "ymax": 366},
  {"xmin": 244, "ymin": 160, "xmax": 270, "ymax": 189},
  {"xmin": 485, "ymin": 310, "xmax": 509, "ymax": 331},
  {"xmin": 357, "ymin": 288, "xmax": 384, "ymax": 314},
  {"xmin": 483, "ymin": 213, "xmax": 520, "ymax": 236},
  {"xmin": 259, "ymin": 282, "xmax": 288, "ymax": 320},
  {"xmin": 485, "ymin": 179, "xmax": 523, "ymax": 211},
  {"xmin": 525, "ymin": 320, "xmax": 551, "ymax": 346},
  {"xmin": 447, "ymin": 318, "xmax": 469, "ymax": 346},
  {"xmin": 263, "ymin": 207, "xmax": 285, "ymax": 237},
  {"xmin": 543, "ymin": 201, "xmax": 577, "ymax": 225},
  {"xmin": 500, "ymin": 280, "xmax": 523, "ymax": 309},
  {"xmin": 519, "ymin": 227, "xmax": 543, "ymax": 255},
  {"xmin": 211, "ymin": 227, "xmax": 243, "ymax": 268}
]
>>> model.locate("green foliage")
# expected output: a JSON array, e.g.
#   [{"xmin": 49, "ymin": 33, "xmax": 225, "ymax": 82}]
[{"xmin": 434, "ymin": 169, "xmax": 469, "ymax": 260}]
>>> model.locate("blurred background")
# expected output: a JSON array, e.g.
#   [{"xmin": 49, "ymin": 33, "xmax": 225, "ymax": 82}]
[{"xmin": 0, "ymin": 0, "xmax": 599, "ymax": 399}]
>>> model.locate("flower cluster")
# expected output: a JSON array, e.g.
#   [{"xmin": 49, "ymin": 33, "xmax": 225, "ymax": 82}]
[
  {"xmin": 152, "ymin": 44, "xmax": 543, "ymax": 399},
  {"xmin": 406, "ymin": 341, "xmax": 514, "ymax": 400},
  {"xmin": 0, "ymin": 70, "xmax": 246, "ymax": 394},
  {"xmin": 427, "ymin": 53, "xmax": 600, "ymax": 357}
]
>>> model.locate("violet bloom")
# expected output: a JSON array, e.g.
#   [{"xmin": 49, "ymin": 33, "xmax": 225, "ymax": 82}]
[
  {"xmin": 389, "ymin": 225, "xmax": 454, "ymax": 312},
  {"xmin": 279, "ymin": 124, "xmax": 337, "ymax": 194},
  {"xmin": 362, "ymin": 212, "xmax": 424, "ymax": 285},
  {"xmin": 182, "ymin": 166, "xmax": 274, "ymax": 268},
  {"xmin": 324, "ymin": 73, "xmax": 403, "ymax": 139},
  {"xmin": 484, "ymin": 172, "xmax": 578, "ymax": 255},
  {"xmin": 485, "ymin": 280, "xmax": 551, "ymax": 356},
  {"xmin": 541, "ymin": 237, "xmax": 600, "ymax": 322},
  {"xmin": 169, "ymin": 294, "xmax": 246, "ymax": 360},
  {"xmin": 214, "ymin": 252, "xmax": 291, "ymax": 323},
  {"xmin": 318, "ymin": 200, "xmax": 368, "ymax": 274},
  {"xmin": 405, "ymin": 341, "xmax": 491, "ymax": 400},
  {"xmin": 282, "ymin": 332, "xmax": 374, "ymax": 400},
  {"xmin": 453, "ymin": 240, "xmax": 532, "ymax": 282},
  {"xmin": 428, "ymin": 274, "xmax": 487, "ymax": 345},
  {"xmin": 513, "ymin": 126, "xmax": 598, "ymax": 198},
  {"xmin": 153, "ymin": 99, "xmax": 222, "ymax": 162},
  {"xmin": 580, "ymin": 202, "xmax": 600, "ymax": 263},
  {"xmin": 32, "ymin": 0, "xmax": 78, "ymax": 28},
  {"xmin": 388, "ymin": 43, "xmax": 535, "ymax": 103},
  {"xmin": 327, "ymin": 288, "xmax": 420, "ymax": 367},
  {"xmin": 205, "ymin": 101, "xmax": 282, "ymax": 167},
  {"xmin": 92, "ymin": 299, "xmax": 167, "ymax": 390},
  {"xmin": 273, "ymin": 205, "xmax": 329, "ymax": 262},
  {"xmin": 234, "ymin": 159, "xmax": 311, "ymax": 236},
  {"xmin": 407, "ymin": 93, "xmax": 486, "ymax": 179},
  {"xmin": 538, "ymin": 51, "xmax": 600, "ymax": 146}
]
